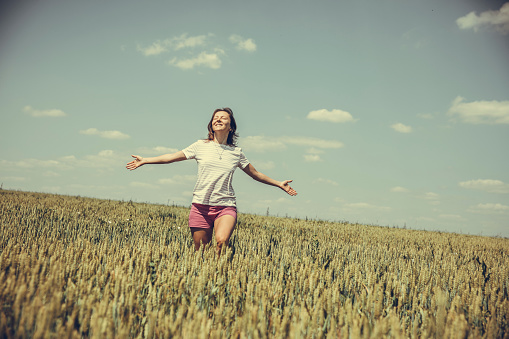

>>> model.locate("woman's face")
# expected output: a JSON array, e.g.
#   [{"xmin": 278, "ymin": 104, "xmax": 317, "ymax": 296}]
[{"xmin": 212, "ymin": 111, "xmax": 231, "ymax": 133}]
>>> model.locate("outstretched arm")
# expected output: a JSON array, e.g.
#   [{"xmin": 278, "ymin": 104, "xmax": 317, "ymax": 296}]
[
  {"xmin": 126, "ymin": 151, "xmax": 187, "ymax": 170},
  {"xmin": 242, "ymin": 163, "xmax": 297, "ymax": 196}
]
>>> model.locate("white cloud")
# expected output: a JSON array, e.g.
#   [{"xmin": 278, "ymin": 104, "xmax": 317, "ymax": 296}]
[
  {"xmin": 391, "ymin": 123, "xmax": 412, "ymax": 133},
  {"xmin": 0, "ymin": 159, "xmax": 61, "ymax": 169},
  {"xmin": 281, "ymin": 136, "xmax": 344, "ymax": 149},
  {"xmin": 24, "ymin": 105, "xmax": 66, "ymax": 117},
  {"xmin": 98, "ymin": 150, "xmax": 114, "ymax": 157},
  {"xmin": 129, "ymin": 182, "xmax": 160, "ymax": 189},
  {"xmin": 80, "ymin": 128, "xmax": 130, "ymax": 140},
  {"xmin": 344, "ymin": 202, "xmax": 391, "ymax": 211},
  {"xmin": 313, "ymin": 178, "xmax": 338, "ymax": 186},
  {"xmin": 172, "ymin": 33, "xmax": 208, "ymax": 50},
  {"xmin": 168, "ymin": 51, "xmax": 223, "ymax": 70},
  {"xmin": 417, "ymin": 113, "xmax": 434, "ymax": 119},
  {"xmin": 459, "ymin": 179, "xmax": 509, "ymax": 193},
  {"xmin": 391, "ymin": 186, "xmax": 409, "ymax": 193},
  {"xmin": 136, "ymin": 146, "xmax": 179, "ymax": 155},
  {"xmin": 303, "ymin": 154, "xmax": 322, "ymax": 162},
  {"xmin": 137, "ymin": 33, "xmax": 258, "ymax": 71},
  {"xmin": 258, "ymin": 197, "xmax": 288, "ymax": 204},
  {"xmin": 137, "ymin": 41, "xmax": 167, "ymax": 56},
  {"xmin": 240, "ymin": 136, "xmax": 287, "ymax": 152},
  {"xmin": 423, "ymin": 192, "xmax": 439, "ymax": 200},
  {"xmin": 469, "ymin": 203, "xmax": 509, "ymax": 214},
  {"xmin": 158, "ymin": 175, "xmax": 196, "ymax": 185},
  {"xmin": 307, "ymin": 109, "xmax": 355, "ymax": 123},
  {"xmin": 0, "ymin": 176, "xmax": 26, "ymax": 182},
  {"xmin": 306, "ymin": 148, "xmax": 324, "ymax": 154},
  {"xmin": 0, "ymin": 151, "xmax": 124, "ymax": 180},
  {"xmin": 137, "ymin": 34, "xmax": 209, "ymax": 56},
  {"xmin": 422, "ymin": 192, "xmax": 440, "ymax": 205},
  {"xmin": 229, "ymin": 34, "xmax": 257, "ymax": 52},
  {"xmin": 251, "ymin": 160, "xmax": 275, "ymax": 170},
  {"xmin": 448, "ymin": 96, "xmax": 509, "ymax": 124},
  {"xmin": 456, "ymin": 3, "xmax": 509, "ymax": 34},
  {"xmin": 439, "ymin": 214, "xmax": 464, "ymax": 220},
  {"xmin": 241, "ymin": 135, "xmax": 343, "ymax": 153}
]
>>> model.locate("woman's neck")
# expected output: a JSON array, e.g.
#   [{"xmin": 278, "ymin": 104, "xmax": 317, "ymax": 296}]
[{"xmin": 213, "ymin": 132, "xmax": 228, "ymax": 145}]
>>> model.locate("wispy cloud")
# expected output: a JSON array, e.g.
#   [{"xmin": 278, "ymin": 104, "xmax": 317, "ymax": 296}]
[
  {"xmin": 281, "ymin": 136, "xmax": 344, "ymax": 149},
  {"xmin": 391, "ymin": 186, "xmax": 409, "ymax": 193},
  {"xmin": 136, "ymin": 146, "xmax": 179, "ymax": 155},
  {"xmin": 137, "ymin": 40, "xmax": 168, "ymax": 56},
  {"xmin": 307, "ymin": 108, "xmax": 355, "ymax": 123},
  {"xmin": 313, "ymin": 178, "xmax": 339, "ymax": 186},
  {"xmin": 137, "ymin": 34, "xmax": 209, "ymax": 56},
  {"xmin": 240, "ymin": 136, "xmax": 287, "ymax": 152},
  {"xmin": 24, "ymin": 105, "xmax": 66, "ymax": 117},
  {"xmin": 0, "ymin": 158, "xmax": 62, "ymax": 169},
  {"xmin": 80, "ymin": 128, "xmax": 130, "ymax": 140},
  {"xmin": 173, "ymin": 33, "xmax": 208, "ymax": 50},
  {"xmin": 250, "ymin": 160, "xmax": 275, "ymax": 170},
  {"xmin": 344, "ymin": 202, "xmax": 391, "ymax": 211},
  {"xmin": 469, "ymin": 203, "xmax": 509, "ymax": 214},
  {"xmin": 422, "ymin": 192, "xmax": 440, "ymax": 205},
  {"xmin": 137, "ymin": 33, "xmax": 256, "ymax": 71},
  {"xmin": 456, "ymin": 3, "xmax": 509, "ymax": 35},
  {"xmin": 168, "ymin": 50, "xmax": 224, "ymax": 70},
  {"xmin": 229, "ymin": 34, "xmax": 257, "ymax": 52},
  {"xmin": 391, "ymin": 123, "xmax": 412, "ymax": 133},
  {"xmin": 129, "ymin": 181, "xmax": 160, "ymax": 190},
  {"xmin": 240, "ymin": 135, "xmax": 344, "ymax": 153},
  {"xmin": 439, "ymin": 214, "xmax": 465, "ymax": 221},
  {"xmin": 0, "ymin": 176, "xmax": 26, "ymax": 182},
  {"xmin": 459, "ymin": 179, "xmax": 509, "ymax": 193},
  {"xmin": 0, "ymin": 150, "xmax": 120, "ymax": 172},
  {"xmin": 303, "ymin": 154, "xmax": 322, "ymax": 162},
  {"xmin": 448, "ymin": 96, "xmax": 509, "ymax": 124},
  {"xmin": 158, "ymin": 175, "xmax": 196, "ymax": 185}
]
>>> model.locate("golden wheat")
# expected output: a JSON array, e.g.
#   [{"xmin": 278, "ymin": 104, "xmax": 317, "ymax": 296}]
[{"xmin": 0, "ymin": 189, "xmax": 508, "ymax": 338}]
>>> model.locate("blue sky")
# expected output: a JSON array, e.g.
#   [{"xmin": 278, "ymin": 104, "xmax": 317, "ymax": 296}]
[{"xmin": 1, "ymin": 0, "xmax": 508, "ymax": 236}]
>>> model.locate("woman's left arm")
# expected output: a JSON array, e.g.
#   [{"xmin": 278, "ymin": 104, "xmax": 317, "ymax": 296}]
[{"xmin": 242, "ymin": 163, "xmax": 297, "ymax": 196}]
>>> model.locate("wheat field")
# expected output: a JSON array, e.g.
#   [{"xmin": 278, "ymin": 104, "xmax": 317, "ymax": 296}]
[{"xmin": 0, "ymin": 189, "xmax": 508, "ymax": 338}]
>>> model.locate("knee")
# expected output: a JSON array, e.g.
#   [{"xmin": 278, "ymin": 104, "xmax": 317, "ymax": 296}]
[
  {"xmin": 193, "ymin": 234, "xmax": 211, "ymax": 250},
  {"xmin": 215, "ymin": 235, "xmax": 229, "ymax": 249}
]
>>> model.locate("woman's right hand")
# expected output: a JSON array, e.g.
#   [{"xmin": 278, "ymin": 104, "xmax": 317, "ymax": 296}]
[{"xmin": 126, "ymin": 155, "xmax": 144, "ymax": 170}]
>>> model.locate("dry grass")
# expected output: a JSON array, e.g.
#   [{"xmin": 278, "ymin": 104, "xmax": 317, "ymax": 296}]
[{"xmin": 0, "ymin": 189, "xmax": 508, "ymax": 338}]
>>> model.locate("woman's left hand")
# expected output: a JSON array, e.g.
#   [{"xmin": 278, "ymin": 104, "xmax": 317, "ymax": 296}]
[{"xmin": 280, "ymin": 180, "xmax": 297, "ymax": 196}]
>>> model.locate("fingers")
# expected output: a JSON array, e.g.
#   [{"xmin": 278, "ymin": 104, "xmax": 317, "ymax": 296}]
[
  {"xmin": 126, "ymin": 155, "xmax": 142, "ymax": 170},
  {"xmin": 286, "ymin": 187, "xmax": 297, "ymax": 196},
  {"xmin": 281, "ymin": 180, "xmax": 297, "ymax": 196}
]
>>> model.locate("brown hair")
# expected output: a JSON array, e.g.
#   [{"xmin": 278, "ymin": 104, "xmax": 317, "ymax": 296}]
[{"xmin": 207, "ymin": 107, "xmax": 238, "ymax": 146}]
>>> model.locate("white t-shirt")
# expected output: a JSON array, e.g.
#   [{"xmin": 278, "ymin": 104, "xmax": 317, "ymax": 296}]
[{"xmin": 182, "ymin": 140, "xmax": 250, "ymax": 207}]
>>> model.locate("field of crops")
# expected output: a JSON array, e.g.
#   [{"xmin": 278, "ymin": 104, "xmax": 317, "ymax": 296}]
[{"xmin": 1, "ymin": 189, "xmax": 508, "ymax": 338}]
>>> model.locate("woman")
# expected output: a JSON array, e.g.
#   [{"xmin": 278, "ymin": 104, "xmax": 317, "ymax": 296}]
[{"xmin": 126, "ymin": 108, "xmax": 297, "ymax": 252}]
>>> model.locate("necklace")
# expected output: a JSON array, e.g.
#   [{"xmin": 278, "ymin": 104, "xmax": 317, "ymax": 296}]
[{"xmin": 214, "ymin": 142, "xmax": 226, "ymax": 160}]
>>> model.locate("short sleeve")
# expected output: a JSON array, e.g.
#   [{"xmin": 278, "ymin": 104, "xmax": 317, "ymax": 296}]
[
  {"xmin": 182, "ymin": 140, "xmax": 201, "ymax": 160},
  {"xmin": 239, "ymin": 149, "xmax": 250, "ymax": 169}
]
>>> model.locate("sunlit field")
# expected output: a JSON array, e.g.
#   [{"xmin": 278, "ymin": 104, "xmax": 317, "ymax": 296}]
[{"xmin": 1, "ymin": 189, "xmax": 508, "ymax": 338}]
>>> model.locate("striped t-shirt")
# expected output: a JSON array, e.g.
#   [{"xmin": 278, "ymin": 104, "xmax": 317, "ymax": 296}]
[{"xmin": 182, "ymin": 140, "xmax": 250, "ymax": 207}]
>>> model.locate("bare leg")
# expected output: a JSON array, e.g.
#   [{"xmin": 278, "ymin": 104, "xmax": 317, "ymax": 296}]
[
  {"xmin": 191, "ymin": 228, "xmax": 213, "ymax": 251},
  {"xmin": 213, "ymin": 215, "xmax": 236, "ymax": 255}
]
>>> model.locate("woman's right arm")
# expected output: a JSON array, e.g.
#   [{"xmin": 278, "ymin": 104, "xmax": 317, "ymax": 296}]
[{"xmin": 126, "ymin": 151, "xmax": 187, "ymax": 171}]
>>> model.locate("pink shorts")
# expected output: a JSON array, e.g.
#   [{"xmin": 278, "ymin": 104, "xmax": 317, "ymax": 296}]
[{"xmin": 188, "ymin": 203, "xmax": 237, "ymax": 229}]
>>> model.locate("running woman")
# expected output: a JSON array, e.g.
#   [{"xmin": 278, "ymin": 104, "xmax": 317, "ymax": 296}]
[{"xmin": 126, "ymin": 107, "xmax": 297, "ymax": 252}]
